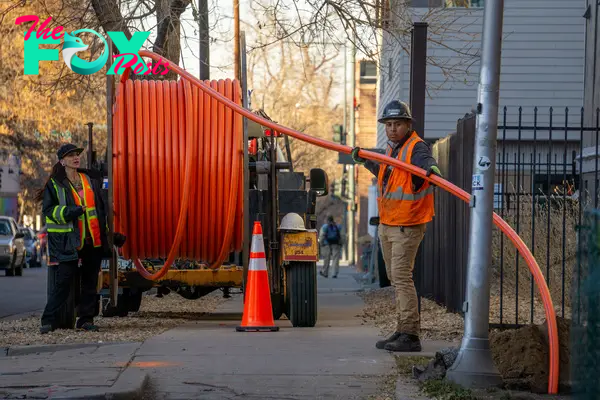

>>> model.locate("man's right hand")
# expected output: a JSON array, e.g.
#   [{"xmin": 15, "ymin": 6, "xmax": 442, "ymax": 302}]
[{"xmin": 351, "ymin": 147, "xmax": 367, "ymax": 165}]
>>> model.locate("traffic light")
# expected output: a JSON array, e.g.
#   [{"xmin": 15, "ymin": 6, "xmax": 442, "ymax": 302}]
[{"xmin": 332, "ymin": 124, "xmax": 345, "ymax": 144}]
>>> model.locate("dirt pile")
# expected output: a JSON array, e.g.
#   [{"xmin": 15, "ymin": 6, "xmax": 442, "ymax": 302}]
[{"xmin": 489, "ymin": 316, "xmax": 571, "ymax": 393}]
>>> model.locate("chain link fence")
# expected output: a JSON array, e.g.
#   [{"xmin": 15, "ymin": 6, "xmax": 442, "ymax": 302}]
[{"xmin": 571, "ymin": 209, "xmax": 600, "ymax": 399}]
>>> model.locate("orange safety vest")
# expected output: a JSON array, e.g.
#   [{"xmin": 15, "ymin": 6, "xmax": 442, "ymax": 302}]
[
  {"xmin": 70, "ymin": 173, "xmax": 102, "ymax": 249},
  {"xmin": 377, "ymin": 131, "xmax": 435, "ymax": 226}
]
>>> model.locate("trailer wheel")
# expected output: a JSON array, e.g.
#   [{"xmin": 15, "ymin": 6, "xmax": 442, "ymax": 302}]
[
  {"xmin": 126, "ymin": 290, "xmax": 143, "ymax": 312},
  {"xmin": 285, "ymin": 262, "xmax": 317, "ymax": 327}
]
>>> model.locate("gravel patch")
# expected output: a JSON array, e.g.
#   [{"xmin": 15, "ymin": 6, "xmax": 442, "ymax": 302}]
[{"xmin": 0, "ymin": 291, "xmax": 227, "ymax": 347}]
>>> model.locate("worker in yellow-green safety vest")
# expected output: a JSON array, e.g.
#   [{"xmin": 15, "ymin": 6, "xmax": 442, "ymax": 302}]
[{"xmin": 34, "ymin": 143, "xmax": 126, "ymax": 334}]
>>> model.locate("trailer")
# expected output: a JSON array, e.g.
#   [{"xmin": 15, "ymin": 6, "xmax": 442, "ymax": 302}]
[{"xmin": 94, "ymin": 34, "xmax": 328, "ymax": 328}]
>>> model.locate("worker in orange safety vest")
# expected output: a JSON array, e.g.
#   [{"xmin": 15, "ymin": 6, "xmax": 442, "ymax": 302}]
[{"xmin": 351, "ymin": 100, "xmax": 442, "ymax": 352}]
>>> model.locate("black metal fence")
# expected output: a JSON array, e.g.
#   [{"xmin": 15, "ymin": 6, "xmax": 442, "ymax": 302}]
[{"xmin": 415, "ymin": 106, "xmax": 600, "ymax": 328}]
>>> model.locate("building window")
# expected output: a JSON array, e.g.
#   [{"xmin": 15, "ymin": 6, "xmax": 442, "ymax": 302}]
[
  {"xmin": 445, "ymin": 0, "xmax": 484, "ymax": 7},
  {"xmin": 388, "ymin": 58, "xmax": 392, "ymax": 82},
  {"xmin": 360, "ymin": 60, "xmax": 377, "ymax": 84}
]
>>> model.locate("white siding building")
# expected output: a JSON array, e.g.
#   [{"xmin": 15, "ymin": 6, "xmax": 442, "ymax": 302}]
[{"xmin": 376, "ymin": 0, "xmax": 587, "ymax": 147}]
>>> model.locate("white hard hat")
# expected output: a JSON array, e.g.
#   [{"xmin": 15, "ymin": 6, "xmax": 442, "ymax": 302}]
[{"xmin": 279, "ymin": 213, "xmax": 306, "ymax": 231}]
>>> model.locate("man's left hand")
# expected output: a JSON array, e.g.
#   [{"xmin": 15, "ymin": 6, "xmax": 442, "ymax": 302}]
[{"xmin": 426, "ymin": 166, "xmax": 442, "ymax": 186}]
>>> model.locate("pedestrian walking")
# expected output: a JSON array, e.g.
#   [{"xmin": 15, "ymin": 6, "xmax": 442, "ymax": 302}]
[
  {"xmin": 34, "ymin": 143, "xmax": 125, "ymax": 334},
  {"xmin": 351, "ymin": 100, "xmax": 442, "ymax": 352},
  {"xmin": 319, "ymin": 216, "xmax": 343, "ymax": 278}
]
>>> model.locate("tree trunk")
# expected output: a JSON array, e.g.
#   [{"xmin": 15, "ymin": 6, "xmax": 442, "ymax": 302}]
[
  {"xmin": 153, "ymin": 0, "xmax": 190, "ymax": 80},
  {"xmin": 90, "ymin": 0, "xmax": 190, "ymax": 81}
]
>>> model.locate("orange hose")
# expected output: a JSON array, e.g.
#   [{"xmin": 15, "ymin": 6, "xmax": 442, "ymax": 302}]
[{"xmin": 112, "ymin": 51, "xmax": 558, "ymax": 394}]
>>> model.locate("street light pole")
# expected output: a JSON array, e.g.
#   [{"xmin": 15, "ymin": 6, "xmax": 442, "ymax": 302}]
[{"xmin": 446, "ymin": 0, "xmax": 505, "ymax": 389}]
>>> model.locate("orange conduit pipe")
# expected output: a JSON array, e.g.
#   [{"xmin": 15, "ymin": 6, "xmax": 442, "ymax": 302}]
[
  {"xmin": 112, "ymin": 76, "xmax": 244, "ymax": 280},
  {"xmin": 113, "ymin": 50, "xmax": 558, "ymax": 394}
]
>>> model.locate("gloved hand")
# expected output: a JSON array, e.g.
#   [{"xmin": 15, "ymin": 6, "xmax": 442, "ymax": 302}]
[
  {"xmin": 113, "ymin": 232, "xmax": 127, "ymax": 248},
  {"xmin": 351, "ymin": 147, "xmax": 366, "ymax": 165},
  {"xmin": 426, "ymin": 165, "xmax": 442, "ymax": 178},
  {"xmin": 426, "ymin": 166, "xmax": 442, "ymax": 187}
]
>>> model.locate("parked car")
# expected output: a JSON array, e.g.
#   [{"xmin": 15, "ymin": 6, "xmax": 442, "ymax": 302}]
[
  {"xmin": 0, "ymin": 216, "xmax": 26, "ymax": 276},
  {"xmin": 22, "ymin": 227, "xmax": 42, "ymax": 268}
]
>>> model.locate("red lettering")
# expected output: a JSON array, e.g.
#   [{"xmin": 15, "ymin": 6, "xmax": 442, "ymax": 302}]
[
  {"xmin": 14, "ymin": 15, "xmax": 61, "ymax": 41},
  {"xmin": 112, "ymin": 53, "xmax": 139, "ymax": 72},
  {"xmin": 36, "ymin": 17, "xmax": 53, "ymax": 40},
  {"xmin": 133, "ymin": 62, "xmax": 145, "ymax": 75},
  {"xmin": 14, "ymin": 15, "xmax": 39, "ymax": 41},
  {"xmin": 160, "ymin": 62, "xmax": 170, "ymax": 76},
  {"xmin": 151, "ymin": 60, "xmax": 162, "ymax": 75},
  {"xmin": 143, "ymin": 62, "xmax": 153, "ymax": 76},
  {"xmin": 51, "ymin": 26, "xmax": 64, "ymax": 40}
]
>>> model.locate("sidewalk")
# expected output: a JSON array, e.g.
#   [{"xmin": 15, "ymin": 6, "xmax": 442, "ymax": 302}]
[
  {"xmin": 0, "ymin": 265, "xmax": 448, "ymax": 399},
  {"xmin": 0, "ymin": 342, "xmax": 148, "ymax": 399},
  {"xmin": 126, "ymin": 265, "xmax": 397, "ymax": 399}
]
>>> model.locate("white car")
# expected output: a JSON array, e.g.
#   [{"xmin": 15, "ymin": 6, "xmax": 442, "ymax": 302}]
[{"xmin": 0, "ymin": 216, "xmax": 26, "ymax": 276}]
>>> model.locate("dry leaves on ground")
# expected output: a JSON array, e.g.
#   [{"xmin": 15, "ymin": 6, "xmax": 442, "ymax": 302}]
[
  {"xmin": 358, "ymin": 287, "xmax": 464, "ymax": 342},
  {"xmin": 0, "ymin": 291, "xmax": 227, "ymax": 347}
]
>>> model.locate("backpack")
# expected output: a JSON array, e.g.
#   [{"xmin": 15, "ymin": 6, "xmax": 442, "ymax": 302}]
[{"xmin": 325, "ymin": 223, "xmax": 341, "ymax": 245}]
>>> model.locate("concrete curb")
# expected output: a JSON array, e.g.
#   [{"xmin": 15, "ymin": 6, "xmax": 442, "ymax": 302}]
[
  {"xmin": 51, "ymin": 369, "xmax": 151, "ymax": 400},
  {"xmin": 0, "ymin": 369, "xmax": 151, "ymax": 399},
  {"xmin": 2, "ymin": 341, "xmax": 140, "ymax": 357}
]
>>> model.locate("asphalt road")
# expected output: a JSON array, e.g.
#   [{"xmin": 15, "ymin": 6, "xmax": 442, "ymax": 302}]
[{"xmin": 0, "ymin": 266, "xmax": 47, "ymax": 320}]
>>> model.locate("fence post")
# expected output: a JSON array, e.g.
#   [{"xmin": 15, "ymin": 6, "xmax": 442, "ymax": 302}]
[{"xmin": 445, "ymin": 0, "xmax": 505, "ymax": 389}]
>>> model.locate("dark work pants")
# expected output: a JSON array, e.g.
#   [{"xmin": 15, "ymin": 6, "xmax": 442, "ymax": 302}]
[{"xmin": 41, "ymin": 242, "xmax": 103, "ymax": 328}]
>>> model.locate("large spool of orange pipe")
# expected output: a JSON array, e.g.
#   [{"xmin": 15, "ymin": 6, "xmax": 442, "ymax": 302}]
[{"xmin": 112, "ymin": 77, "xmax": 244, "ymax": 281}]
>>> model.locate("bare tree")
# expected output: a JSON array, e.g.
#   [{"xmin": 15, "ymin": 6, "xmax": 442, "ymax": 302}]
[{"xmin": 248, "ymin": 0, "xmax": 481, "ymax": 83}]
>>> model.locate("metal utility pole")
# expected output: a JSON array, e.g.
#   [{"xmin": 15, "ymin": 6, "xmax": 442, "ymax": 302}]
[
  {"xmin": 446, "ymin": 0, "xmax": 505, "ymax": 389},
  {"xmin": 234, "ymin": 0, "xmax": 240, "ymax": 80},
  {"xmin": 106, "ymin": 37, "xmax": 118, "ymax": 309},
  {"xmin": 198, "ymin": 0, "xmax": 210, "ymax": 80},
  {"xmin": 347, "ymin": 33, "xmax": 356, "ymax": 266},
  {"xmin": 342, "ymin": 42, "xmax": 348, "ymax": 262}
]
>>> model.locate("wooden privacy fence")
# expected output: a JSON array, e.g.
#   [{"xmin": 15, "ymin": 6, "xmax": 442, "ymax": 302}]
[{"xmin": 414, "ymin": 112, "xmax": 475, "ymax": 314}]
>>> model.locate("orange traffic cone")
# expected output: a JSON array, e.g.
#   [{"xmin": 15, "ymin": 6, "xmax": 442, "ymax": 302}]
[{"xmin": 236, "ymin": 221, "xmax": 280, "ymax": 332}]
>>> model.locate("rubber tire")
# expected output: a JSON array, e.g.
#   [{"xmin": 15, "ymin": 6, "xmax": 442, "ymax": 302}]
[
  {"xmin": 5, "ymin": 255, "xmax": 15, "ymax": 276},
  {"xmin": 286, "ymin": 262, "xmax": 317, "ymax": 327},
  {"xmin": 126, "ymin": 291, "xmax": 143, "ymax": 312}
]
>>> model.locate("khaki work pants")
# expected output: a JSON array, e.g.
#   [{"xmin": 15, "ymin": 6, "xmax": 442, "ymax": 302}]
[{"xmin": 378, "ymin": 223, "xmax": 427, "ymax": 336}]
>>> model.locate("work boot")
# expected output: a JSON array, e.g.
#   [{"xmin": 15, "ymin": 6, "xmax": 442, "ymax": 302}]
[
  {"xmin": 375, "ymin": 331, "xmax": 403, "ymax": 349},
  {"xmin": 40, "ymin": 324, "xmax": 54, "ymax": 334},
  {"xmin": 384, "ymin": 333, "xmax": 422, "ymax": 352}
]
